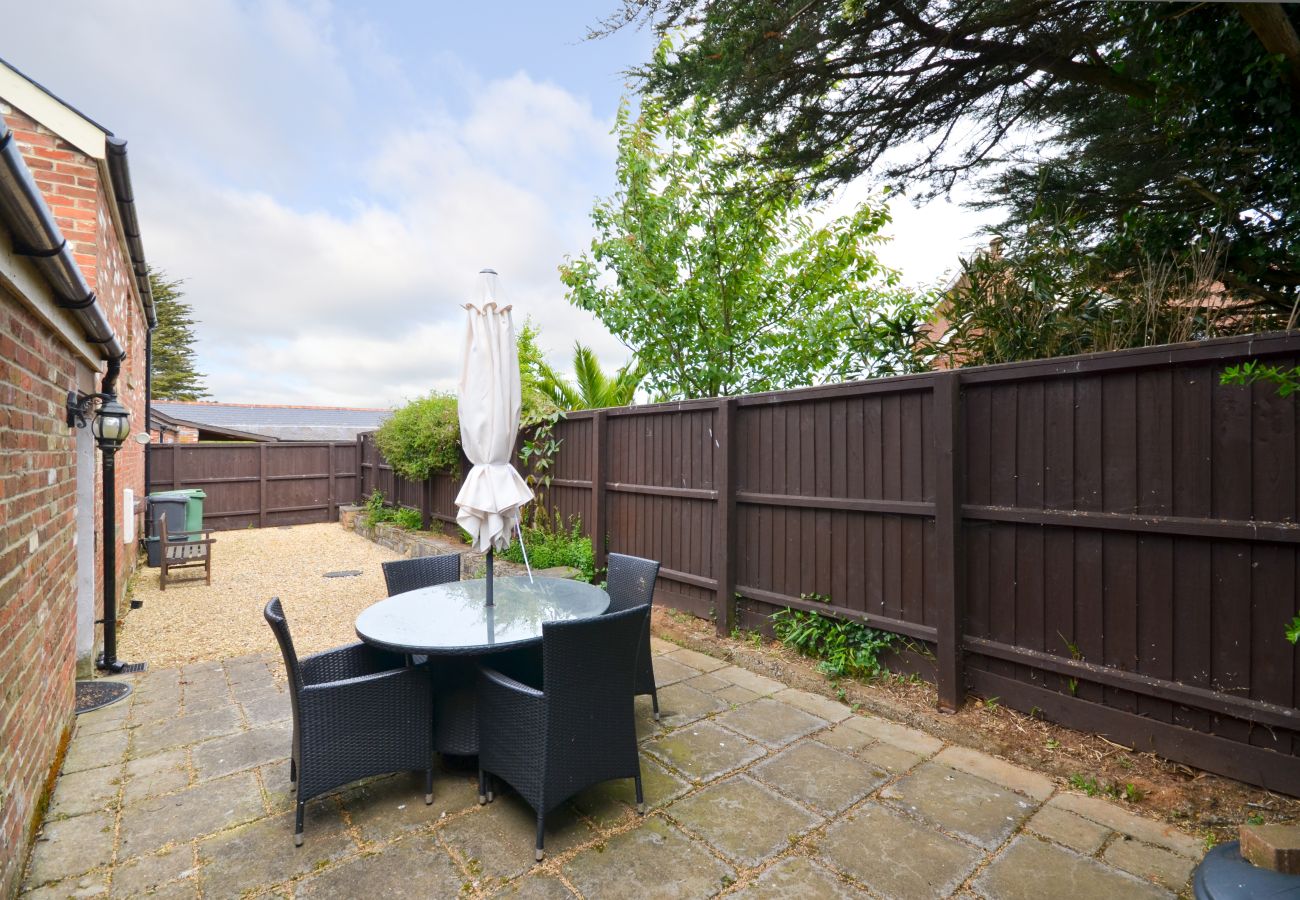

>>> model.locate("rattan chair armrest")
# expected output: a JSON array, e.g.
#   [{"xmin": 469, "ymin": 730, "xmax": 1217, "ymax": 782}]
[
  {"xmin": 300, "ymin": 664, "xmax": 428, "ymax": 699},
  {"xmin": 479, "ymin": 665, "xmax": 544, "ymax": 700},
  {"xmin": 301, "ymin": 642, "xmax": 405, "ymax": 685}
]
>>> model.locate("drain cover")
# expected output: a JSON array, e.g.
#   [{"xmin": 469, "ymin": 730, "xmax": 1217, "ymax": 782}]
[
  {"xmin": 323, "ymin": 570, "xmax": 363, "ymax": 578},
  {"xmin": 75, "ymin": 680, "xmax": 132, "ymax": 714}
]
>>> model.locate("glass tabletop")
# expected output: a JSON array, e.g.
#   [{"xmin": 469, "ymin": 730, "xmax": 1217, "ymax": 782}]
[{"xmin": 354, "ymin": 576, "xmax": 610, "ymax": 655}]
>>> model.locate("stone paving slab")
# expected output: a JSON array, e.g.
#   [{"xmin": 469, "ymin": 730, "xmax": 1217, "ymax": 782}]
[
  {"xmin": 563, "ymin": 817, "xmax": 734, "ymax": 900},
  {"xmin": 973, "ymin": 835, "xmax": 1171, "ymax": 900},
  {"xmin": 881, "ymin": 762, "xmax": 1039, "ymax": 849},
  {"xmin": 642, "ymin": 720, "xmax": 766, "ymax": 782},
  {"xmin": 751, "ymin": 740, "xmax": 887, "ymax": 816},
  {"xmin": 20, "ymin": 645, "xmax": 1206, "ymax": 899},
  {"xmin": 667, "ymin": 775, "xmax": 821, "ymax": 866},
  {"xmin": 819, "ymin": 802, "xmax": 984, "ymax": 898},
  {"xmin": 654, "ymin": 680, "xmax": 729, "ymax": 728},
  {"xmin": 714, "ymin": 698, "xmax": 830, "ymax": 748},
  {"xmin": 295, "ymin": 834, "xmax": 465, "ymax": 898},
  {"xmin": 730, "ymin": 855, "xmax": 868, "ymax": 899},
  {"xmin": 118, "ymin": 771, "xmax": 266, "ymax": 858}
]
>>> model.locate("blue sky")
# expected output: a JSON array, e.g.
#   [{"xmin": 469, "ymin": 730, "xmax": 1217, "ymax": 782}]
[{"xmin": 3, "ymin": 1, "xmax": 992, "ymax": 406}]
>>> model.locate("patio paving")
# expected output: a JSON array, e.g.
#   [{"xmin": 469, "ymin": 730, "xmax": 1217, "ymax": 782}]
[{"xmin": 21, "ymin": 643, "xmax": 1205, "ymax": 898}]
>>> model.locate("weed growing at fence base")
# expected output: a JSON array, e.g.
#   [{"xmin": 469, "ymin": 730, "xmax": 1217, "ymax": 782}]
[
  {"xmin": 772, "ymin": 593, "xmax": 896, "ymax": 679},
  {"xmin": 363, "ymin": 490, "xmax": 423, "ymax": 530},
  {"xmin": 500, "ymin": 507, "xmax": 594, "ymax": 581}
]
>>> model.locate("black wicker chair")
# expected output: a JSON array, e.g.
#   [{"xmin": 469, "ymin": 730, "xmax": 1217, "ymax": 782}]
[
  {"xmin": 606, "ymin": 553, "xmax": 661, "ymax": 719},
  {"xmin": 477, "ymin": 604, "xmax": 650, "ymax": 862},
  {"xmin": 263, "ymin": 598, "xmax": 434, "ymax": 846},
  {"xmin": 381, "ymin": 553, "xmax": 461, "ymax": 596}
]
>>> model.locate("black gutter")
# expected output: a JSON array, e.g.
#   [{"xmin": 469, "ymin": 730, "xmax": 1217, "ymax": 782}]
[
  {"xmin": 105, "ymin": 137, "xmax": 156, "ymax": 494},
  {"xmin": 104, "ymin": 137, "xmax": 154, "ymax": 327},
  {"xmin": 0, "ymin": 111, "xmax": 125, "ymax": 362}
]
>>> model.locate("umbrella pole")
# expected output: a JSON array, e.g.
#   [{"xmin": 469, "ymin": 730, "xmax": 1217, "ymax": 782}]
[{"xmin": 486, "ymin": 548, "xmax": 494, "ymax": 606}]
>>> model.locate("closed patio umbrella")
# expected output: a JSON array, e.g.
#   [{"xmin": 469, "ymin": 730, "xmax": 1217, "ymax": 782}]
[{"xmin": 454, "ymin": 269, "xmax": 534, "ymax": 604}]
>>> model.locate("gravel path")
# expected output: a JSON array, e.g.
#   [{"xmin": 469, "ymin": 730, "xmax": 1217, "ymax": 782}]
[{"xmin": 120, "ymin": 523, "xmax": 407, "ymax": 667}]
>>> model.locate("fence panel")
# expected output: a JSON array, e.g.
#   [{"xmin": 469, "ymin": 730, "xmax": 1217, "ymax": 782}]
[
  {"xmin": 146, "ymin": 441, "xmax": 359, "ymax": 529},
  {"xmin": 333, "ymin": 332, "xmax": 1300, "ymax": 794}
]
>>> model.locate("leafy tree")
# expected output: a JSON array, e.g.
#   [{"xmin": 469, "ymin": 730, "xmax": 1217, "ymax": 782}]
[
  {"xmin": 560, "ymin": 96, "xmax": 908, "ymax": 400},
  {"xmin": 149, "ymin": 269, "xmax": 208, "ymax": 400},
  {"xmin": 599, "ymin": 2, "xmax": 1300, "ymax": 318},
  {"xmin": 929, "ymin": 222, "xmax": 1251, "ymax": 368},
  {"xmin": 516, "ymin": 318, "xmax": 561, "ymax": 426},
  {"xmin": 538, "ymin": 343, "xmax": 643, "ymax": 410}
]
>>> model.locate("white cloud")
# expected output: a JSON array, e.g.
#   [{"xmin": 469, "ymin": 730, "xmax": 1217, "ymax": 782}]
[{"xmin": 138, "ymin": 70, "xmax": 626, "ymax": 407}]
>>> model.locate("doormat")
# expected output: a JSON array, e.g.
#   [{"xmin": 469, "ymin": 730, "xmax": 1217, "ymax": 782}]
[
  {"xmin": 75, "ymin": 680, "xmax": 132, "ymax": 714},
  {"xmin": 323, "ymin": 570, "xmax": 363, "ymax": 578}
]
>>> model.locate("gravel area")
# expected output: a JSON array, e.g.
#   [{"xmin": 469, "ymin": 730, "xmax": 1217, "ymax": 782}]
[{"xmin": 119, "ymin": 522, "xmax": 408, "ymax": 667}]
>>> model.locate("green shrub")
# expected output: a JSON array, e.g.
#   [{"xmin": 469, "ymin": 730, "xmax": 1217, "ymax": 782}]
[
  {"xmin": 500, "ymin": 507, "xmax": 594, "ymax": 581},
  {"xmin": 771, "ymin": 594, "xmax": 896, "ymax": 679},
  {"xmin": 374, "ymin": 393, "xmax": 460, "ymax": 481}
]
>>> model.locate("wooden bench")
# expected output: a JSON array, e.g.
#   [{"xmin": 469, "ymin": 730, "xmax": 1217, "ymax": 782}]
[{"xmin": 159, "ymin": 522, "xmax": 215, "ymax": 590}]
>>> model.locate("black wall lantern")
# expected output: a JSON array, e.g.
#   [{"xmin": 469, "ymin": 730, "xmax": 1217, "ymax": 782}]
[{"xmin": 67, "ymin": 387, "xmax": 144, "ymax": 673}]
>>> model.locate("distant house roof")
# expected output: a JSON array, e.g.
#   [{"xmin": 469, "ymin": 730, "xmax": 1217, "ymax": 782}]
[{"xmin": 152, "ymin": 401, "xmax": 389, "ymax": 442}]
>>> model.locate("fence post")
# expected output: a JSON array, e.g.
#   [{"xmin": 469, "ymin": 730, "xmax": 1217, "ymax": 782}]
[
  {"xmin": 420, "ymin": 474, "xmax": 433, "ymax": 531},
  {"xmin": 591, "ymin": 410, "xmax": 608, "ymax": 581},
  {"xmin": 356, "ymin": 434, "xmax": 364, "ymax": 504},
  {"xmin": 933, "ymin": 372, "xmax": 966, "ymax": 712},
  {"xmin": 713, "ymin": 398, "xmax": 738, "ymax": 637},
  {"xmin": 258, "ymin": 442, "xmax": 268, "ymax": 529},
  {"xmin": 327, "ymin": 443, "xmax": 337, "ymax": 522},
  {"xmin": 171, "ymin": 444, "xmax": 180, "ymax": 491}
]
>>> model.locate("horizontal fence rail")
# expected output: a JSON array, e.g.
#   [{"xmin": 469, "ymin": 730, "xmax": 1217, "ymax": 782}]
[
  {"xmin": 146, "ymin": 441, "xmax": 358, "ymax": 530},
  {"xmin": 339, "ymin": 333, "xmax": 1300, "ymax": 794}
]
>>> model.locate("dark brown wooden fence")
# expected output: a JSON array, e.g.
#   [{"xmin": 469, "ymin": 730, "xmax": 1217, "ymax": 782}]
[
  {"xmin": 358, "ymin": 332, "xmax": 1300, "ymax": 795},
  {"xmin": 146, "ymin": 441, "xmax": 359, "ymax": 529}
]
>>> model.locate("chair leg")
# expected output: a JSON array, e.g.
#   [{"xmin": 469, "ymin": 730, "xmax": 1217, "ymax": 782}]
[
  {"xmin": 651, "ymin": 688, "xmax": 660, "ymax": 721},
  {"xmin": 535, "ymin": 813, "xmax": 545, "ymax": 862},
  {"xmin": 634, "ymin": 772, "xmax": 646, "ymax": 815},
  {"xmin": 289, "ymin": 755, "xmax": 297, "ymax": 787},
  {"xmin": 425, "ymin": 767, "xmax": 434, "ymax": 805},
  {"xmin": 294, "ymin": 800, "xmax": 305, "ymax": 847},
  {"xmin": 478, "ymin": 767, "xmax": 487, "ymax": 805}
]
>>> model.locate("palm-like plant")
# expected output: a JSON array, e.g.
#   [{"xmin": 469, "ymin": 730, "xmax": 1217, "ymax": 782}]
[{"xmin": 539, "ymin": 343, "xmax": 643, "ymax": 410}]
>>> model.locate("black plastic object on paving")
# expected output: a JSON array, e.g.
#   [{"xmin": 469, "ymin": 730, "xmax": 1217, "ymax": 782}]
[
  {"xmin": 144, "ymin": 495, "xmax": 188, "ymax": 567},
  {"xmin": 1193, "ymin": 841, "xmax": 1300, "ymax": 899},
  {"xmin": 75, "ymin": 680, "xmax": 132, "ymax": 714}
]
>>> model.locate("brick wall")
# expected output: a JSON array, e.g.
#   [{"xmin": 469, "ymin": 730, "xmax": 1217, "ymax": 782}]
[
  {"xmin": 149, "ymin": 423, "xmax": 198, "ymax": 443},
  {"xmin": 5, "ymin": 103, "xmax": 148, "ymax": 634},
  {"xmin": 0, "ymin": 101, "xmax": 149, "ymax": 896},
  {"xmin": 0, "ymin": 291, "xmax": 82, "ymax": 899}
]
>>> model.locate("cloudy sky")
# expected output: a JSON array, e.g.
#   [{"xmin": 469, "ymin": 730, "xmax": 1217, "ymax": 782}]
[{"xmin": 4, "ymin": 1, "xmax": 994, "ymax": 408}]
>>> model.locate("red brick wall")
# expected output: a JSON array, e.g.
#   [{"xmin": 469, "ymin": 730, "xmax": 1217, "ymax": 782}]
[
  {"xmin": 0, "ymin": 101, "xmax": 149, "ymax": 896},
  {"xmin": 0, "ymin": 292, "xmax": 82, "ymax": 899},
  {"xmin": 5, "ymin": 104, "xmax": 148, "ymax": 631},
  {"xmin": 149, "ymin": 423, "xmax": 198, "ymax": 444}
]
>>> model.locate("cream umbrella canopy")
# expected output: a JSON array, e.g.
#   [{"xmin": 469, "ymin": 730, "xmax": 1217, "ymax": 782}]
[{"xmin": 454, "ymin": 269, "xmax": 534, "ymax": 604}]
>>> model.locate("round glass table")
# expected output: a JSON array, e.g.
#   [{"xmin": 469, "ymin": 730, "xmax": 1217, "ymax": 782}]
[{"xmin": 354, "ymin": 576, "xmax": 609, "ymax": 755}]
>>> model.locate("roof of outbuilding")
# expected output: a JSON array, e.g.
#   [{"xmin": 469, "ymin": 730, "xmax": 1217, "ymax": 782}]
[
  {"xmin": 153, "ymin": 401, "xmax": 389, "ymax": 428},
  {"xmin": 151, "ymin": 401, "xmax": 389, "ymax": 441}
]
